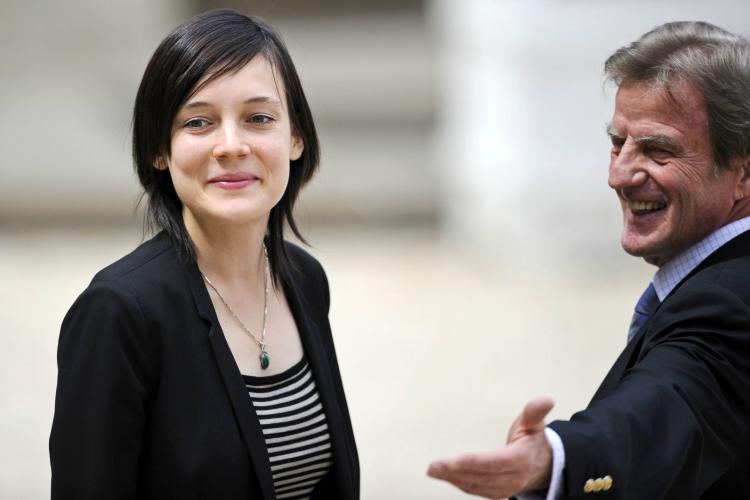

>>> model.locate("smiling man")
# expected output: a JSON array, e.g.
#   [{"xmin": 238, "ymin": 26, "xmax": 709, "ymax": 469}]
[{"xmin": 429, "ymin": 21, "xmax": 750, "ymax": 499}]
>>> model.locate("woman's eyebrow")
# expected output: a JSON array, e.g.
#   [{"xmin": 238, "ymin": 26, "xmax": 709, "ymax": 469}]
[{"xmin": 181, "ymin": 96, "xmax": 283, "ymax": 110}]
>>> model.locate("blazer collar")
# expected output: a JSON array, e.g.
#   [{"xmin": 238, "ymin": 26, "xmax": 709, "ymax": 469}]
[
  {"xmin": 282, "ymin": 270, "xmax": 357, "ymax": 498},
  {"xmin": 593, "ymin": 229, "xmax": 750, "ymax": 401},
  {"xmin": 182, "ymin": 250, "xmax": 355, "ymax": 499},
  {"xmin": 668, "ymin": 228, "xmax": 750, "ymax": 297},
  {"xmin": 182, "ymin": 256, "xmax": 277, "ymax": 500},
  {"xmin": 628, "ymin": 228, "xmax": 750, "ymax": 347}
]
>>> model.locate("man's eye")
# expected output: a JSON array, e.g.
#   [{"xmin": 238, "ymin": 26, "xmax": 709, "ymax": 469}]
[
  {"xmin": 185, "ymin": 118, "xmax": 209, "ymax": 129},
  {"xmin": 646, "ymin": 146, "xmax": 671, "ymax": 156}
]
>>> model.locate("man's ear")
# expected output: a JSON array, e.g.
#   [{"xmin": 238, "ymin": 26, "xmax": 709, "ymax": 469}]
[
  {"xmin": 732, "ymin": 156, "xmax": 750, "ymax": 200},
  {"xmin": 290, "ymin": 133, "xmax": 304, "ymax": 162}
]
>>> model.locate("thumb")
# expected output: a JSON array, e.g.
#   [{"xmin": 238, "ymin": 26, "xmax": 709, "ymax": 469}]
[{"xmin": 518, "ymin": 397, "xmax": 554, "ymax": 432}]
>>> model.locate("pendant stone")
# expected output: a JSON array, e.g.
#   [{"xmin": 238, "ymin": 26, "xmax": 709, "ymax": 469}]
[{"xmin": 260, "ymin": 350, "xmax": 271, "ymax": 369}]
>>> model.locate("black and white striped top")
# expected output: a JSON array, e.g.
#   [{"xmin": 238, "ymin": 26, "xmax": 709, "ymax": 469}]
[{"xmin": 243, "ymin": 357, "xmax": 333, "ymax": 500}]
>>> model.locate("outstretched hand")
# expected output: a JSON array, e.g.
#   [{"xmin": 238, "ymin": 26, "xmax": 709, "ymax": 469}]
[{"xmin": 427, "ymin": 397, "xmax": 555, "ymax": 499}]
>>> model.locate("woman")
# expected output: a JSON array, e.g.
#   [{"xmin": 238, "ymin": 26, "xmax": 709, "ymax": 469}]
[{"xmin": 50, "ymin": 9, "xmax": 359, "ymax": 499}]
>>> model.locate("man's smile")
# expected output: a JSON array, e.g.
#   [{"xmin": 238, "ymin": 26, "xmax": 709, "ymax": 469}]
[{"xmin": 628, "ymin": 200, "xmax": 667, "ymax": 215}]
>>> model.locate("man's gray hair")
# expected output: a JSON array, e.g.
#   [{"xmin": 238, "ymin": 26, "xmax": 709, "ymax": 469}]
[{"xmin": 606, "ymin": 21, "xmax": 750, "ymax": 170}]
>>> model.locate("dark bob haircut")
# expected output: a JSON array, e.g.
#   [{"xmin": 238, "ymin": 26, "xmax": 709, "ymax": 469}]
[{"xmin": 132, "ymin": 9, "xmax": 319, "ymax": 284}]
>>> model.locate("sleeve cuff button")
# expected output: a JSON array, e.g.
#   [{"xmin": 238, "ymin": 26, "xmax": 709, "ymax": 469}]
[{"xmin": 584, "ymin": 479, "xmax": 595, "ymax": 493}]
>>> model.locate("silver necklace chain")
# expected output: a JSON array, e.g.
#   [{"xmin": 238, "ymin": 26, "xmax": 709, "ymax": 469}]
[{"xmin": 201, "ymin": 245, "xmax": 271, "ymax": 365}]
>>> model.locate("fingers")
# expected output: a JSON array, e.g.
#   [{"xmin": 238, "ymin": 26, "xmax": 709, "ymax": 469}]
[
  {"xmin": 428, "ymin": 458, "xmax": 521, "ymax": 498},
  {"xmin": 430, "ymin": 454, "xmax": 499, "ymax": 476},
  {"xmin": 442, "ymin": 476, "xmax": 506, "ymax": 499},
  {"xmin": 518, "ymin": 397, "xmax": 554, "ymax": 432},
  {"xmin": 428, "ymin": 397, "xmax": 555, "ymax": 498},
  {"xmin": 428, "ymin": 444, "xmax": 528, "ymax": 479},
  {"xmin": 428, "ymin": 459, "xmax": 518, "ymax": 481},
  {"xmin": 434, "ymin": 449, "xmax": 516, "ymax": 473}
]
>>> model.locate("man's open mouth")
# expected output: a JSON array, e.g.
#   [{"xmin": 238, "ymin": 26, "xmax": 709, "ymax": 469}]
[{"xmin": 629, "ymin": 200, "xmax": 667, "ymax": 215}]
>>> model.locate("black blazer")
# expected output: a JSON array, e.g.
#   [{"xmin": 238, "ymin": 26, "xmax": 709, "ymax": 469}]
[
  {"xmin": 549, "ymin": 230, "xmax": 750, "ymax": 499},
  {"xmin": 50, "ymin": 232, "xmax": 359, "ymax": 499}
]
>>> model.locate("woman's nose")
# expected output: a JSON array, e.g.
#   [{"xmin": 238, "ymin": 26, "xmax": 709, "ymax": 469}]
[{"xmin": 212, "ymin": 123, "xmax": 251, "ymax": 159}]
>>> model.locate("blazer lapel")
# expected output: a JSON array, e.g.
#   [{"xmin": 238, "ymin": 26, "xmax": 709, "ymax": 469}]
[
  {"xmin": 624, "ymin": 229, "xmax": 750, "ymax": 350},
  {"xmin": 183, "ymin": 259, "xmax": 277, "ymax": 500},
  {"xmin": 593, "ymin": 230, "xmax": 750, "ymax": 402},
  {"xmin": 283, "ymin": 273, "xmax": 356, "ymax": 498},
  {"xmin": 591, "ymin": 328, "xmax": 654, "ymax": 401}
]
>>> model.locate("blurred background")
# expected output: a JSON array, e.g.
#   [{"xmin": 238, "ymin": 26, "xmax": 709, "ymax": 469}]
[{"xmin": 2, "ymin": 0, "xmax": 749, "ymax": 498}]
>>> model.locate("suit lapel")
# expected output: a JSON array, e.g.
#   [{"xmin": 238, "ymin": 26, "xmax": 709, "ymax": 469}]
[
  {"xmin": 627, "ymin": 229, "xmax": 750, "ymax": 349},
  {"xmin": 183, "ymin": 258, "xmax": 277, "ymax": 500},
  {"xmin": 283, "ymin": 271, "xmax": 356, "ymax": 498},
  {"xmin": 594, "ymin": 295, "xmax": 667, "ymax": 398},
  {"xmin": 591, "ymin": 332, "xmax": 650, "ymax": 400},
  {"xmin": 593, "ymin": 230, "xmax": 750, "ymax": 402}
]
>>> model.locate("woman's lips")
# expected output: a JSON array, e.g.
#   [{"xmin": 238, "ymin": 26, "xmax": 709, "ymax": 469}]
[
  {"xmin": 212, "ymin": 179, "xmax": 255, "ymax": 189},
  {"xmin": 208, "ymin": 173, "xmax": 258, "ymax": 190}
]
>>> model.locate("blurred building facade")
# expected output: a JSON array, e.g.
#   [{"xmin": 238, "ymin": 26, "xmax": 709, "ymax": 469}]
[
  {"xmin": 5, "ymin": 3, "xmax": 750, "ymax": 499},
  {"xmin": 2, "ymin": 0, "xmax": 750, "ymax": 265}
]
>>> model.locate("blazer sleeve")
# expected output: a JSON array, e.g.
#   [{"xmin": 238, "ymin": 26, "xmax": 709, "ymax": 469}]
[
  {"xmin": 549, "ymin": 283, "xmax": 750, "ymax": 499},
  {"xmin": 309, "ymin": 257, "xmax": 361, "ymax": 499},
  {"xmin": 50, "ymin": 281, "xmax": 156, "ymax": 499}
]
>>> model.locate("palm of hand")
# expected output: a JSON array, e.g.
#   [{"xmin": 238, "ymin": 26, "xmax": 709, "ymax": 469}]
[{"xmin": 427, "ymin": 397, "xmax": 554, "ymax": 499}]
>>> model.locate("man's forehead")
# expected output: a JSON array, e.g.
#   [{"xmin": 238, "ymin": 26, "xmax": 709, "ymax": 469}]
[
  {"xmin": 616, "ymin": 79, "xmax": 706, "ymax": 113},
  {"xmin": 610, "ymin": 79, "xmax": 709, "ymax": 137}
]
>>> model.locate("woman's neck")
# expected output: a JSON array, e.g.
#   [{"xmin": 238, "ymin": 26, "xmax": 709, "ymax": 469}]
[{"xmin": 185, "ymin": 210, "xmax": 269, "ymax": 288}]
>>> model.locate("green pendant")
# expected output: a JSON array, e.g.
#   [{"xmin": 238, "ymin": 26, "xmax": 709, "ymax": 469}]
[{"xmin": 260, "ymin": 350, "xmax": 271, "ymax": 369}]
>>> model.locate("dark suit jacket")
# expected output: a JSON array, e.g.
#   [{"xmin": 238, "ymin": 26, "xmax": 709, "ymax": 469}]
[
  {"xmin": 549, "ymin": 230, "xmax": 750, "ymax": 499},
  {"xmin": 50, "ymin": 232, "xmax": 359, "ymax": 499}
]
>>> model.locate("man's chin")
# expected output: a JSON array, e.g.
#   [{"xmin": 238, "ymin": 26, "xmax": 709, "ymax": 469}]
[{"xmin": 621, "ymin": 239, "xmax": 666, "ymax": 266}]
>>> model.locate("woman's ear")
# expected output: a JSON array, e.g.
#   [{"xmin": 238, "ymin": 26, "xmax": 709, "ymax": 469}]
[
  {"xmin": 290, "ymin": 133, "xmax": 304, "ymax": 162},
  {"xmin": 154, "ymin": 156, "xmax": 169, "ymax": 171}
]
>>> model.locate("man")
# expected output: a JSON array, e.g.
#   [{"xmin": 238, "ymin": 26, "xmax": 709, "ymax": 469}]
[{"xmin": 428, "ymin": 21, "xmax": 750, "ymax": 499}]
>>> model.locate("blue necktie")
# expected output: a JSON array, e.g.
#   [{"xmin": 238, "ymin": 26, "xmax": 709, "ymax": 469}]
[{"xmin": 628, "ymin": 283, "xmax": 660, "ymax": 342}]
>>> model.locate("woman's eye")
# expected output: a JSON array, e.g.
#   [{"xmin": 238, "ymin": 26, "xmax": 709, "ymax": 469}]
[
  {"xmin": 249, "ymin": 115, "xmax": 273, "ymax": 125},
  {"xmin": 184, "ymin": 118, "xmax": 209, "ymax": 129}
]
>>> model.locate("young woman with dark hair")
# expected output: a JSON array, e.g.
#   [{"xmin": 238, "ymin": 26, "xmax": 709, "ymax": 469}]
[{"xmin": 50, "ymin": 9, "xmax": 358, "ymax": 499}]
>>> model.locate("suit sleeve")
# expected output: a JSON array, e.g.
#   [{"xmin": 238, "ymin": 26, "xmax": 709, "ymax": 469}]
[
  {"xmin": 549, "ymin": 283, "xmax": 750, "ymax": 499},
  {"xmin": 50, "ymin": 281, "xmax": 155, "ymax": 499}
]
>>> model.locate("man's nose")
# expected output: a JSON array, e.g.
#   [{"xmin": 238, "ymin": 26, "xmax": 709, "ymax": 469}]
[
  {"xmin": 608, "ymin": 142, "xmax": 647, "ymax": 190},
  {"xmin": 212, "ymin": 123, "xmax": 251, "ymax": 159}
]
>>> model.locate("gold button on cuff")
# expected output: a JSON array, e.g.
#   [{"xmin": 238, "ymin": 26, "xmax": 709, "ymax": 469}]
[
  {"xmin": 603, "ymin": 475, "xmax": 613, "ymax": 491},
  {"xmin": 584, "ymin": 479, "xmax": 595, "ymax": 493},
  {"xmin": 593, "ymin": 478, "xmax": 604, "ymax": 492}
]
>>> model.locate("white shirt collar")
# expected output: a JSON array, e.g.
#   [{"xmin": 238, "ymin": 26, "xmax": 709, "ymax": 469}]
[{"xmin": 653, "ymin": 215, "xmax": 750, "ymax": 301}]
